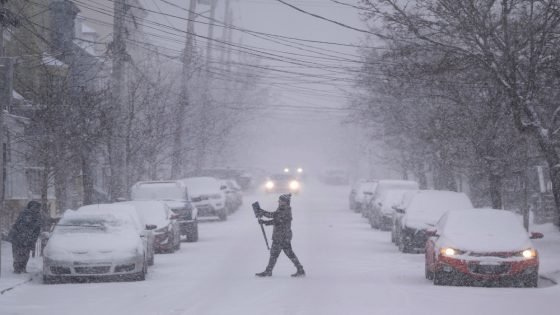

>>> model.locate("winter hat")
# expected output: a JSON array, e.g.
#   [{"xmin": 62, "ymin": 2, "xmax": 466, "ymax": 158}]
[
  {"xmin": 279, "ymin": 194, "xmax": 292, "ymax": 204},
  {"xmin": 27, "ymin": 200, "xmax": 41, "ymax": 210}
]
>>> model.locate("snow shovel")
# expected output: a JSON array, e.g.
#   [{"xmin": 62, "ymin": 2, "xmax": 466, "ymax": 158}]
[{"xmin": 252, "ymin": 202, "xmax": 270, "ymax": 250}]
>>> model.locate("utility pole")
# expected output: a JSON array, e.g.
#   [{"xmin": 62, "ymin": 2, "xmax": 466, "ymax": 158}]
[
  {"xmin": 110, "ymin": 0, "xmax": 127, "ymax": 201},
  {"xmin": 171, "ymin": 0, "xmax": 198, "ymax": 177},
  {"xmin": 194, "ymin": 0, "xmax": 217, "ymax": 171}
]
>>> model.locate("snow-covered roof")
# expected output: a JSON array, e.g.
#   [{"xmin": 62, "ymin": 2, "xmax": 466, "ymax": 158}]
[
  {"xmin": 42, "ymin": 53, "xmax": 67, "ymax": 68},
  {"xmin": 12, "ymin": 90, "xmax": 24, "ymax": 101},
  {"xmin": 81, "ymin": 22, "xmax": 96, "ymax": 35}
]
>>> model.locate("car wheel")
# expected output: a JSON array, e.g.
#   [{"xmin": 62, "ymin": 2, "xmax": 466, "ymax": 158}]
[
  {"xmin": 425, "ymin": 262, "xmax": 434, "ymax": 280},
  {"xmin": 398, "ymin": 238, "xmax": 411, "ymax": 253},
  {"xmin": 43, "ymin": 275, "xmax": 58, "ymax": 284},
  {"xmin": 524, "ymin": 273, "xmax": 538, "ymax": 288},
  {"xmin": 433, "ymin": 269, "xmax": 449, "ymax": 286},
  {"xmin": 218, "ymin": 210, "xmax": 228, "ymax": 221},
  {"xmin": 186, "ymin": 221, "xmax": 199, "ymax": 242}
]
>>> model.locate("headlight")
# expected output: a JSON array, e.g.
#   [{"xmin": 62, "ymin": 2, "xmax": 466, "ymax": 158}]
[
  {"xmin": 284, "ymin": 168, "xmax": 290, "ymax": 173},
  {"xmin": 518, "ymin": 248, "xmax": 537, "ymax": 259},
  {"xmin": 297, "ymin": 168, "xmax": 303, "ymax": 173},
  {"xmin": 440, "ymin": 247, "xmax": 465, "ymax": 257},
  {"xmin": 289, "ymin": 180, "xmax": 300, "ymax": 190},
  {"xmin": 265, "ymin": 181, "xmax": 275, "ymax": 189}
]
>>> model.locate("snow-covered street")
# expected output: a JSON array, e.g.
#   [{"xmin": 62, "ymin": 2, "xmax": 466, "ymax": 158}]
[{"xmin": 1, "ymin": 182, "xmax": 559, "ymax": 315}]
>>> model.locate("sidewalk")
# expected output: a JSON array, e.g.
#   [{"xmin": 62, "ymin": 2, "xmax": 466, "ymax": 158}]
[
  {"xmin": 533, "ymin": 223, "xmax": 560, "ymax": 285},
  {"xmin": 0, "ymin": 241, "xmax": 42, "ymax": 294}
]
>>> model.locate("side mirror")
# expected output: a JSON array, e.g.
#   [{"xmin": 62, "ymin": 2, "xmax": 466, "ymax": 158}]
[
  {"xmin": 145, "ymin": 224, "xmax": 157, "ymax": 231},
  {"xmin": 426, "ymin": 230, "xmax": 438, "ymax": 237},
  {"xmin": 393, "ymin": 206, "xmax": 405, "ymax": 214},
  {"xmin": 530, "ymin": 232, "xmax": 544, "ymax": 239}
]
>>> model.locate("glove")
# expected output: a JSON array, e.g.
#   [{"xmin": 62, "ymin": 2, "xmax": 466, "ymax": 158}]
[{"xmin": 258, "ymin": 219, "xmax": 265, "ymax": 225}]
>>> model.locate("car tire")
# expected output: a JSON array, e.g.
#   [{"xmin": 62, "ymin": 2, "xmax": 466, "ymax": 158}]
[
  {"xmin": 425, "ymin": 262, "xmax": 434, "ymax": 280},
  {"xmin": 43, "ymin": 275, "xmax": 58, "ymax": 284},
  {"xmin": 524, "ymin": 273, "xmax": 538, "ymax": 288},
  {"xmin": 174, "ymin": 233, "xmax": 182, "ymax": 250},
  {"xmin": 218, "ymin": 210, "xmax": 228, "ymax": 221},
  {"xmin": 186, "ymin": 220, "xmax": 199, "ymax": 242},
  {"xmin": 398, "ymin": 238, "xmax": 411, "ymax": 253},
  {"xmin": 433, "ymin": 269, "xmax": 449, "ymax": 286}
]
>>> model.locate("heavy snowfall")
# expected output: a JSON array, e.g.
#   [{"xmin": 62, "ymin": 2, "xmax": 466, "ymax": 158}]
[{"xmin": 1, "ymin": 1, "xmax": 560, "ymax": 315}]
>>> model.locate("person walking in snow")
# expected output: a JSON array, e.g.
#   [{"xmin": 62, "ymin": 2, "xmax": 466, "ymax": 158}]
[
  {"xmin": 255, "ymin": 194, "xmax": 305, "ymax": 277},
  {"xmin": 8, "ymin": 201, "xmax": 45, "ymax": 273}
]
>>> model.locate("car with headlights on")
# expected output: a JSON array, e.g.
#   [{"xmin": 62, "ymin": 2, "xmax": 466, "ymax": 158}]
[
  {"xmin": 182, "ymin": 177, "xmax": 228, "ymax": 221},
  {"xmin": 394, "ymin": 190, "xmax": 473, "ymax": 253},
  {"xmin": 264, "ymin": 174, "xmax": 301, "ymax": 194},
  {"xmin": 43, "ymin": 211, "xmax": 150, "ymax": 284},
  {"xmin": 425, "ymin": 209, "xmax": 543, "ymax": 287},
  {"xmin": 124, "ymin": 200, "xmax": 181, "ymax": 254},
  {"xmin": 130, "ymin": 180, "xmax": 198, "ymax": 242}
]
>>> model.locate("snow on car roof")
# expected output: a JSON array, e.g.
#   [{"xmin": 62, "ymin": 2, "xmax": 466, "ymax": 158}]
[
  {"xmin": 182, "ymin": 177, "xmax": 221, "ymax": 195},
  {"xmin": 404, "ymin": 190, "xmax": 473, "ymax": 227},
  {"xmin": 440, "ymin": 209, "xmax": 532, "ymax": 252},
  {"xmin": 131, "ymin": 181, "xmax": 186, "ymax": 201},
  {"xmin": 77, "ymin": 203, "xmax": 144, "ymax": 231},
  {"xmin": 380, "ymin": 189, "xmax": 412, "ymax": 214}
]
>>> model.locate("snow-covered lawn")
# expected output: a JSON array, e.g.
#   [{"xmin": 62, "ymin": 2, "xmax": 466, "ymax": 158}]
[{"xmin": 1, "ymin": 182, "xmax": 558, "ymax": 315}]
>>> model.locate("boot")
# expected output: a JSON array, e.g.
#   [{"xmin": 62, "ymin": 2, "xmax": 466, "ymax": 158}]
[
  {"xmin": 291, "ymin": 269, "xmax": 305, "ymax": 277},
  {"xmin": 255, "ymin": 270, "xmax": 272, "ymax": 277}
]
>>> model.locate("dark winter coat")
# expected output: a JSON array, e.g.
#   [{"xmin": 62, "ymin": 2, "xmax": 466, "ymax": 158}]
[
  {"xmin": 260, "ymin": 205, "xmax": 293, "ymax": 242},
  {"xmin": 8, "ymin": 207, "xmax": 43, "ymax": 250}
]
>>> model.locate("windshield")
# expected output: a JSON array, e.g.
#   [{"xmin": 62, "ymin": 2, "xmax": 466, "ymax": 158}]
[
  {"xmin": 131, "ymin": 183, "xmax": 185, "ymax": 201},
  {"xmin": 54, "ymin": 214, "xmax": 129, "ymax": 235}
]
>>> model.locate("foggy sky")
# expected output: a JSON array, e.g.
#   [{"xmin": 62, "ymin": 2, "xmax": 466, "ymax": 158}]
[{"xmin": 138, "ymin": 0, "xmax": 366, "ymax": 174}]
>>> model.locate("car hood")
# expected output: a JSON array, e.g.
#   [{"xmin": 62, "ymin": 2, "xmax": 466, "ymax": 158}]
[
  {"xmin": 45, "ymin": 232, "xmax": 141, "ymax": 259},
  {"xmin": 439, "ymin": 233, "xmax": 533, "ymax": 253},
  {"xmin": 162, "ymin": 200, "xmax": 187, "ymax": 210}
]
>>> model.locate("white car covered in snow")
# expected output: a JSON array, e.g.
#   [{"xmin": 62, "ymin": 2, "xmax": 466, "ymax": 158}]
[
  {"xmin": 43, "ymin": 210, "xmax": 150, "ymax": 284},
  {"xmin": 366, "ymin": 180, "xmax": 419, "ymax": 229},
  {"xmin": 394, "ymin": 190, "xmax": 473, "ymax": 253},
  {"xmin": 181, "ymin": 177, "xmax": 228, "ymax": 221},
  {"xmin": 130, "ymin": 180, "xmax": 199, "ymax": 242}
]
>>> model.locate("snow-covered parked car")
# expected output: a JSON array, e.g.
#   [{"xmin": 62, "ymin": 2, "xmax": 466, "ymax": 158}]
[
  {"xmin": 130, "ymin": 180, "xmax": 198, "ymax": 242},
  {"xmin": 367, "ymin": 180, "xmax": 419, "ymax": 229},
  {"xmin": 181, "ymin": 177, "xmax": 228, "ymax": 221},
  {"xmin": 123, "ymin": 200, "xmax": 181, "ymax": 253},
  {"xmin": 77, "ymin": 204, "xmax": 156, "ymax": 266},
  {"xmin": 222, "ymin": 179, "xmax": 243, "ymax": 213},
  {"xmin": 354, "ymin": 180, "xmax": 377, "ymax": 215},
  {"xmin": 425, "ymin": 209, "xmax": 544, "ymax": 287},
  {"xmin": 394, "ymin": 190, "xmax": 473, "ymax": 253},
  {"xmin": 43, "ymin": 210, "xmax": 151, "ymax": 284}
]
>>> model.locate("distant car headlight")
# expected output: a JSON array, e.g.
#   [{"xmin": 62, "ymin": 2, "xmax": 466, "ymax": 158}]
[
  {"xmin": 289, "ymin": 180, "xmax": 300, "ymax": 190},
  {"xmin": 265, "ymin": 181, "xmax": 275, "ymax": 189},
  {"xmin": 297, "ymin": 168, "xmax": 303, "ymax": 173},
  {"xmin": 440, "ymin": 247, "xmax": 465, "ymax": 257},
  {"xmin": 518, "ymin": 248, "xmax": 537, "ymax": 259}
]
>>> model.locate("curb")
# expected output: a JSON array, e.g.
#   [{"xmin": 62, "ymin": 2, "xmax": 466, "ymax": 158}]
[{"xmin": 0, "ymin": 274, "xmax": 36, "ymax": 295}]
